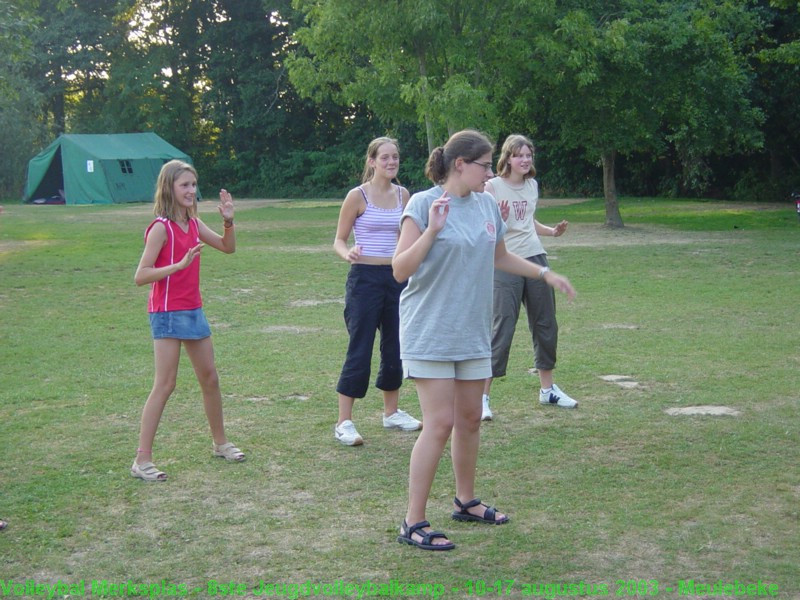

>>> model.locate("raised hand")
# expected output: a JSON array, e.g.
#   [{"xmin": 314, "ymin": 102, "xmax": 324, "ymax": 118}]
[
  {"xmin": 218, "ymin": 188, "xmax": 234, "ymax": 221},
  {"xmin": 498, "ymin": 199, "xmax": 510, "ymax": 221},
  {"xmin": 428, "ymin": 191, "xmax": 450, "ymax": 232}
]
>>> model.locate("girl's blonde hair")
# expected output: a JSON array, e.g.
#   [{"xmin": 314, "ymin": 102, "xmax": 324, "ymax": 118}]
[
  {"xmin": 425, "ymin": 129, "xmax": 494, "ymax": 185},
  {"xmin": 361, "ymin": 136, "xmax": 400, "ymax": 183},
  {"xmin": 153, "ymin": 160, "xmax": 198, "ymax": 220},
  {"xmin": 495, "ymin": 134, "xmax": 536, "ymax": 179}
]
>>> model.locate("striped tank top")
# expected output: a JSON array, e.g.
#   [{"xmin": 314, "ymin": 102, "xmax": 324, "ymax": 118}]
[{"xmin": 352, "ymin": 185, "xmax": 403, "ymax": 258}]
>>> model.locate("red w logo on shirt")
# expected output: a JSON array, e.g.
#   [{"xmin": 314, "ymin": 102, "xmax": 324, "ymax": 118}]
[{"xmin": 512, "ymin": 200, "xmax": 528, "ymax": 221}]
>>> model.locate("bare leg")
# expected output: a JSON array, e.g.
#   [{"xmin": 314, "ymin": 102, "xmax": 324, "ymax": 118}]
[
  {"xmin": 183, "ymin": 337, "xmax": 226, "ymax": 446},
  {"xmin": 337, "ymin": 393, "xmax": 356, "ymax": 425},
  {"xmin": 538, "ymin": 368, "xmax": 554, "ymax": 390},
  {"xmin": 453, "ymin": 378, "xmax": 507, "ymax": 521},
  {"xmin": 136, "ymin": 338, "xmax": 181, "ymax": 465},
  {"xmin": 452, "ymin": 379, "xmax": 485, "ymax": 504},
  {"xmin": 382, "ymin": 388, "xmax": 400, "ymax": 417},
  {"xmin": 404, "ymin": 378, "xmax": 455, "ymax": 547}
]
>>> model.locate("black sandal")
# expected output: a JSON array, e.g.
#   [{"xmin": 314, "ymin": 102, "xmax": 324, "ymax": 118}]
[
  {"xmin": 397, "ymin": 519, "xmax": 455, "ymax": 551},
  {"xmin": 452, "ymin": 497, "xmax": 510, "ymax": 525}
]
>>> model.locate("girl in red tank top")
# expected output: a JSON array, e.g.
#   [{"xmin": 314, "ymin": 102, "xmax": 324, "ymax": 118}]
[{"xmin": 130, "ymin": 160, "xmax": 244, "ymax": 481}]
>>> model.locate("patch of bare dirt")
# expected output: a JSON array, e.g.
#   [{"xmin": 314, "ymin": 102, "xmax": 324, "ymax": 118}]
[
  {"xmin": 665, "ymin": 406, "xmax": 741, "ymax": 416},
  {"xmin": 547, "ymin": 223, "xmax": 742, "ymax": 248}
]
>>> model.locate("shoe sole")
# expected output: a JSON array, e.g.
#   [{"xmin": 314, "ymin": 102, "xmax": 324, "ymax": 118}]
[
  {"xmin": 130, "ymin": 469, "xmax": 167, "ymax": 482},
  {"xmin": 335, "ymin": 436, "xmax": 363, "ymax": 446},
  {"xmin": 452, "ymin": 513, "xmax": 510, "ymax": 525},
  {"xmin": 540, "ymin": 401, "xmax": 578, "ymax": 409},
  {"xmin": 397, "ymin": 535, "xmax": 455, "ymax": 551},
  {"xmin": 383, "ymin": 424, "xmax": 423, "ymax": 431}
]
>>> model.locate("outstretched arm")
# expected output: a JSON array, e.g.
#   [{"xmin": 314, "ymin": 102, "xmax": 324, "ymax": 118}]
[
  {"xmin": 494, "ymin": 240, "xmax": 576, "ymax": 300},
  {"xmin": 535, "ymin": 219, "xmax": 568, "ymax": 238}
]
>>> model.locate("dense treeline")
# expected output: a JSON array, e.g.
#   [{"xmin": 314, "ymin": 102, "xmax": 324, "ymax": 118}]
[{"xmin": 1, "ymin": 0, "xmax": 798, "ymax": 223}]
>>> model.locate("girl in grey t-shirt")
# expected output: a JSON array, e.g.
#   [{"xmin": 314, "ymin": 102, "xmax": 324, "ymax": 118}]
[{"xmin": 393, "ymin": 130, "xmax": 576, "ymax": 551}]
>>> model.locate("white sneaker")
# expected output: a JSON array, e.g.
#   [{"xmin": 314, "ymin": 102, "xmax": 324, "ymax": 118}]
[
  {"xmin": 539, "ymin": 384, "xmax": 578, "ymax": 408},
  {"xmin": 383, "ymin": 410, "xmax": 422, "ymax": 431},
  {"xmin": 334, "ymin": 420, "xmax": 364, "ymax": 445},
  {"xmin": 481, "ymin": 395, "xmax": 493, "ymax": 421}
]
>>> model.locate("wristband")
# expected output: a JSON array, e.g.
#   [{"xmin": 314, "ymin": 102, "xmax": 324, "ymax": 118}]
[
  {"xmin": 223, "ymin": 219, "xmax": 234, "ymax": 228},
  {"xmin": 539, "ymin": 266, "xmax": 550, "ymax": 280}
]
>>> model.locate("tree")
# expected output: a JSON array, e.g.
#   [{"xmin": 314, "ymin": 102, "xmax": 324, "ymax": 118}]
[
  {"xmin": 0, "ymin": 0, "xmax": 45, "ymax": 198},
  {"xmin": 532, "ymin": 0, "xmax": 764, "ymax": 227},
  {"xmin": 287, "ymin": 0, "xmax": 516, "ymax": 152},
  {"xmin": 23, "ymin": 0, "xmax": 135, "ymax": 135},
  {"xmin": 751, "ymin": 0, "xmax": 800, "ymax": 197}
]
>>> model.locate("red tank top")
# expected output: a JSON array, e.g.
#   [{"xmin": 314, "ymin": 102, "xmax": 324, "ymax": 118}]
[{"xmin": 146, "ymin": 217, "xmax": 202, "ymax": 312}]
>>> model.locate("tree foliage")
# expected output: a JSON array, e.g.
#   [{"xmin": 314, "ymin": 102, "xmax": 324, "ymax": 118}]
[
  {"xmin": 288, "ymin": 0, "xmax": 515, "ymax": 151},
  {"xmin": 2, "ymin": 0, "xmax": 799, "ymax": 212},
  {"xmin": 0, "ymin": 0, "xmax": 44, "ymax": 197}
]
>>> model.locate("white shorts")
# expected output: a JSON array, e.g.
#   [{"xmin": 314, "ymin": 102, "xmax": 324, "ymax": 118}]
[{"xmin": 403, "ymin": 358, "xmax": 491, "ymax": 381}]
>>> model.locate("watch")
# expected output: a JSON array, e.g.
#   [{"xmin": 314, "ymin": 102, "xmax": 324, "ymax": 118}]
[{"xmin": 539, "ymin": 266, "xmax": 550, "ymax": 280}]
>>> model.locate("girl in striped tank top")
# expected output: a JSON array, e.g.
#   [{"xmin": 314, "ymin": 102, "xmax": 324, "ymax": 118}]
[{"xmin": 332, "ymin": 137, "xmax": 422, "ymax": 445}]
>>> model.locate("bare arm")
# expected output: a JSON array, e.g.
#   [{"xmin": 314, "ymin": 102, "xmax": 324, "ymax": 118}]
[
  {"xmin": 534, "ymin": 219, "xmax": 568, "ymax": 238},
  {"xmin": 333, "ymin": 188, "xmax": 365, "ymax": 263},
  {"xmin": 392, "ymin": 192, "xmax": 450, "ymax": 282},
  {"xmin": 134, "ymin": 222, "xmax": 204, "ymax": 286},
  {"xmin": 197, "ymin": 189, "xmax": 236, "ymax": 254},
  {"xmin": 400, "ymin": 186, "xmax": 411, "ymax": 209}
]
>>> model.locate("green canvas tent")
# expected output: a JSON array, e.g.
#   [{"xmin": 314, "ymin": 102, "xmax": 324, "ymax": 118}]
[{"xmin": 23, "ymin": 133, "xmax": 192, "ymax": 205}]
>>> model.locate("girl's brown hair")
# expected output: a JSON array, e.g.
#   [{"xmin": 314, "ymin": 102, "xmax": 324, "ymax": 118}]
[
  {"xmin": 495, "ymin": 134, "xmax": 536, "ymax": 179},
  {"xmin": 361, "ymin": 136, "xmax": 400, "ymax": 184},
  {"xmin": 153, "ymin": 160, "xmax": 198, "ymax": 221},
  {"xmin": 425, "ymin": 129, "xmax": 494, "ymax": 185}
]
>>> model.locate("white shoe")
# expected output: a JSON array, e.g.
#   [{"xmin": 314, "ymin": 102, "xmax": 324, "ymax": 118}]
[
  {"xmin": 481, "ymin": 395, "xmax": 493, "ymax": 421},
  {"xmin": 539, "ymin": 384, "xmax": 578, "ymax": 408},
  {"xmin": 334, "ymin": 420, "xmax": 364, "ymax": 445},
  {"xmin": 383, "ymin": 409, "xmax": 422, "ymax": 431}
]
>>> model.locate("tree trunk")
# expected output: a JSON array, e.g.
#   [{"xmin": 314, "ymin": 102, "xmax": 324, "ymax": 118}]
[
  {"xmin": 602, "ymin": 149, "xmax": 624, "ymax": 228},
  {"xmin": 52, "ymin": 65, "xmax": 66, "ymax": 135},
  {"xmin": 424, "ymin": 115, "xmax": 435, "ymax": 155},
  {"xmin": 416, "ymin": 48, "xmax": 435, "ymax": 154}
]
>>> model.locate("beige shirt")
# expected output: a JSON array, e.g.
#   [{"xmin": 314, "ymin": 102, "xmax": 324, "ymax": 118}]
[{"xmin": 487, "ymin": 176, "xmax": 545, "ymax": 258}]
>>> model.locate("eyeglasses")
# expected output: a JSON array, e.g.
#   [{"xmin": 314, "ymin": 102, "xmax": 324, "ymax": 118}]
[{"xmin": 468, "ymin": 160, "xmax": 493, "ymax": 172}]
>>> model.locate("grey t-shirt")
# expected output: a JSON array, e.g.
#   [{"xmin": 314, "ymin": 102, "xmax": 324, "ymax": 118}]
[{"xmin": 399, "ymin": 185, "xmax": 507, "ymax": 361}]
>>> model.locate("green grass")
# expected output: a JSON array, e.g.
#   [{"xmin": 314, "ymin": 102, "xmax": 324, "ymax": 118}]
[{"xmin": 1, "ymin": 198, "xmax": 798, "ymax": 598}]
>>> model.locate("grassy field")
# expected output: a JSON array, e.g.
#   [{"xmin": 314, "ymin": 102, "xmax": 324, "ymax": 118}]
[{"xmin": 0, "ymin": 197, "xmax": 798, "ymax": 599}]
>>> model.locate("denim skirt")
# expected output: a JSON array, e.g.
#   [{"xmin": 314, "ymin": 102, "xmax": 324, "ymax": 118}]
[{"xmin": 149, "ymin": 308, "xmax": 211, "ymax": 340}]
